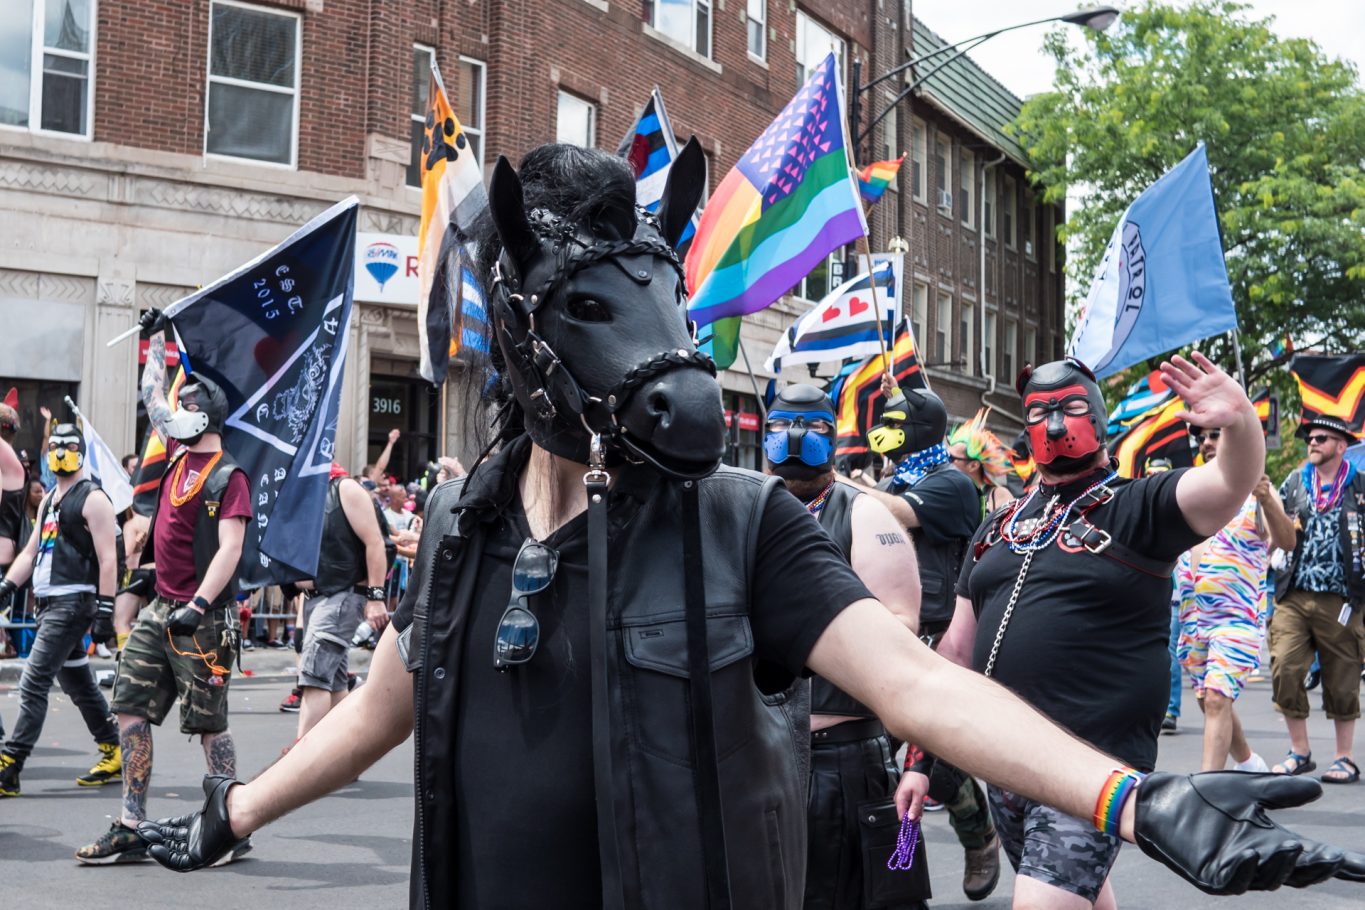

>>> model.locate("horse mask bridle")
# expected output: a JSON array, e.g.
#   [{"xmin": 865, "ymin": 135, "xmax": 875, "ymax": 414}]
[{"xmin": 487, "ymin": 139, "xmax": 723, "ymax": 480}]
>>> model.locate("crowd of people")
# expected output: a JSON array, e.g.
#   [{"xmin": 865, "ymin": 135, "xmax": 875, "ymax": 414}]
[{"xmin": 0, "ymin": 142, "xmax": 1361, "ymax": 908}]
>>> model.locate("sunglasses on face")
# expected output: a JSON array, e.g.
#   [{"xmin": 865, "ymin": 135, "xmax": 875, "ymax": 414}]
[
  {"xmin": 1193, "ymin": 430, "xmax": 1221, "ymax": 443},
  {"xmin": 1306, "ymin": 434, "xmax": 1340, "ymax": 446},
  {"xmin": 492, "ymin": 538, "xmax": 560, "ymax": 671}
]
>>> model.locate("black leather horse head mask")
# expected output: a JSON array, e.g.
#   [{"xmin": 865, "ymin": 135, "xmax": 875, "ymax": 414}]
[{"xmin": 486, "ymin": 139, "xmax": 725, "ymax": 479}]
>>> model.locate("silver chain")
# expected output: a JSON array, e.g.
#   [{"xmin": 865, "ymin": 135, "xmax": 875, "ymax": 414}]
[{"xmin": 983, "ymin": 549, "xmax": 1034, "ymax": 678}]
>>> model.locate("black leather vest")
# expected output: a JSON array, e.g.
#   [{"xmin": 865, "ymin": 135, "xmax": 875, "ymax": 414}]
[
  {"xmin": 140, "ymin": 447, "xmax": 244, "ymax": 606},
  {"xmin": 313, "ymin": 478, "xmax": 367, "ymax": 596},
  {"xmin": 36, "ymin": 479, "xmax": 101, "ymax": 589},
  {"xmin": 811, "ymin": 480, "xmax": 875, "ymax": 719},
  {"xmin": 401, "ymin": 450, "xmax": 811, "ymax": 910}
]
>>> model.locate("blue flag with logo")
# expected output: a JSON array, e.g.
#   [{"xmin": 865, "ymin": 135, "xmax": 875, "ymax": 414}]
[
  {"xmin": 165, "ymin": 198, "xmax": 357, "ymax": 587},
  {"xmin": 1068, "ymin": 144, "xmax": 1237, "ymax": 379}
]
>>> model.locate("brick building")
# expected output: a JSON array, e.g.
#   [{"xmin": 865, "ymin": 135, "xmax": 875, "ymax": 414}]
[{"xmin": 0, "ymin": 0, "xmax": 1061, "ymax": 475}]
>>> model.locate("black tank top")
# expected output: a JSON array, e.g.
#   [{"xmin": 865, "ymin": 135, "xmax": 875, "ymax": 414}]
[
  {"xmin": 811, "ymin": 480, "xmax": 876, "ymax": 719},
  {"xmin": 0, "ymin": 463, "xmax": 29, "ymax": 551}
]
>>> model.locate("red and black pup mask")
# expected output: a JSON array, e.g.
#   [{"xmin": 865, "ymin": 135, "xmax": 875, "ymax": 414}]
[{"xmin": 1015, "ymin": 359, "xmax": 1107, "ymax": 472}]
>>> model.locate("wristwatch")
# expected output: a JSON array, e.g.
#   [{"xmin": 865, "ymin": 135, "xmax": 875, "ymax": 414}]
[
  {"xmin": 192, "ymin": 595, "xmax": 212, "ymax": 611},
  {"xmin": 365, "ymin": 586, "xmax": 386, "ymax": 602}
]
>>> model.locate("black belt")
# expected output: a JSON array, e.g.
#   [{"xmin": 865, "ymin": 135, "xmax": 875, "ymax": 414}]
[
  {"xmin": 811, "ymin": 718, "xmax": 886, "ymax": 745},
  {"xmin": 160, "ymin": 597, "xmax": 231, "ymax": 611},
  {"xmin": 34, "ymin": 592, "xmax": 95, "ymax": 609}
]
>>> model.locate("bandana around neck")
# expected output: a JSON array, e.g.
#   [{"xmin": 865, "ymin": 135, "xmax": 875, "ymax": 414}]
[{"xmin": 894, "ymin": 441, "xmax": 950, "ymax": 489}]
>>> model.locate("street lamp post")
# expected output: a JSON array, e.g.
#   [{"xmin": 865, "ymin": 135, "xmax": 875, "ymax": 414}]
[{"xmin": 849, "ymin": 6, "xmax": 1119, "ymax": 157}]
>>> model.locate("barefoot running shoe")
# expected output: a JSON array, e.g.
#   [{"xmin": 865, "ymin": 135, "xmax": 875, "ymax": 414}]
[
  {"xmin": 75, "ymin": 822, "xmax": 149, "ymax": 865},
  {"xmin": 76, "ymin": 743, "xmax": 122, "ymax": 787}
]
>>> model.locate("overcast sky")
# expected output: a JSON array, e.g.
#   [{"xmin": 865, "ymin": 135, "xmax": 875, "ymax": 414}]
[{"xmin": 909, "ymin": 0, "xmax": 1364, "ymax": 99}]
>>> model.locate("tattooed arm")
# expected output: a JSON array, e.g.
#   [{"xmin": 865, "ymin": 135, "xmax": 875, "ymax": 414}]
[
  {"xmin": 849, "ymin": 493, "xmax": 921, "ymax": 635},
  {"xmin": 141, "ymin": 328, "xmax": 174, "ymax": 443}
]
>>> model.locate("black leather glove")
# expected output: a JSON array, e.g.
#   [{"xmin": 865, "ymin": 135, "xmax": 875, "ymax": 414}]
[
  {"xmin": 0, "ymin": 578, "xmax": 16, "ymax": 615},
  {"xmin": 167, "ymin": 603, "xmax": 204, "ymax": 638},
  {"xmin": 1135, "ymin": 771, "xmax": 1365, "ymax": 894},
  {"xmin": 138, "ymin": 774, "xmax": 247, "ymax": 872},
  {"xmin": 138, "ymin": 307, "xmax": 166, "ymax": 339},
  {"xmin": 91, "ymin": 595, "xmax": 116, "ymax": 643},
  {"xmin": 118, "ymin": 567, "xmax": 156, "ymax": 600}
]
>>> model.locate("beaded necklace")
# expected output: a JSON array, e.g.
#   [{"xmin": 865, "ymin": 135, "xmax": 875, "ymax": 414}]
[
  {"xmin": 806, "ymin": 479, "xmax": 837, "ymax": 516},
  {"xmin": 169, "ymin": 450, "xmax": 223, "ymax": 508},
  {"xmin": 1002, "ymin": 469, "xmax": 1118, "ymax": 554},
  {"xmin": 1308, "ymin": 461, "xmax": 1349, "ymax": 514}
]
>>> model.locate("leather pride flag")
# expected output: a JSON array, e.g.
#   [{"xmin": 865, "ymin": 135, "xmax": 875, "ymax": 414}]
[
  {"xmin": 1290, "ymin": 353, "xmax": 1365, "ymax": 439},
  {"xmin": 833, "ymin": 318, "xmax": 927, "ymax": 457},
  {"xmin": 1111, "ymin": 396, "xmax": 1195, "ymax": 477}
]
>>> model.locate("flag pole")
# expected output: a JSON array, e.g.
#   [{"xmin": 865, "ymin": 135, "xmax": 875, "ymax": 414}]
[
  {"xmin": 1228, "ymin": 329, "xmax": 1247, "ymax": 391},
  {"xmin": 737, "ymin": 336, "xmax": 768, "ymax": 423}
]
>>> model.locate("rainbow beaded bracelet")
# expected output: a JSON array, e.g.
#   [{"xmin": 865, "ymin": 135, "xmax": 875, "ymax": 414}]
[{"xmin": 1093, "ymin": 768, "xmax": 1146, "ymax": 836}]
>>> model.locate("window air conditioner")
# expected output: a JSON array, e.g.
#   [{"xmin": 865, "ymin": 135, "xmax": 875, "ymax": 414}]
[
  {"xmin": 937, "ymin": 189, "xmax": 953, "ymax": 210},
  {"xmin": 1024, "ymin": 240, "xmax": 1035, "ymax": 257}
]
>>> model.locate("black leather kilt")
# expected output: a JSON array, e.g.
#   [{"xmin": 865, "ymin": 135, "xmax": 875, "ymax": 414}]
[{"xmin": 804, "ymin": 720, "xmax": 931, "ymax": 910}]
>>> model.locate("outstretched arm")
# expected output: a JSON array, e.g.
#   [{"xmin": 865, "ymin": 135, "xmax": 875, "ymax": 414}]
[
  {"xmin": 140, "ymin": 328, "xmax": 174, "ymax": 443},
  {"xmin": 369, "ymin": 429, "xmax": 400, "ymax": 483},
  {"xmin": 1162, "ymin": 353, "xmax": 1264, "ymax": 537}
]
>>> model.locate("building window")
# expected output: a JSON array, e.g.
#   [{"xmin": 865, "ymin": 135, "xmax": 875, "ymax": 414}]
[
  {"xmin": 880, "ymin": 100, "xmax": 898, "ymax": 176},
  {"xmin": 1, "ymin": 0, "xmax": 97, "ymax": 137},
  {"xmin": 983, "ymin": 168, "xmax": 996, "ymax": 238},
  {"xmin": 1046, "ymin": 207, "xmax": 1057, "ymax": 274},
  {"xmin": 456, "ymin": 56, "xmax": 485, "ymax": 169},
  {"xmin": 934, "ymin": 136, "xmax": 952, "ymax": 212},
  {"xmin": 1025, "ymin": 325, "xmax": 1038, "ymax": 369},
  {"xmin": 206, "ymin": 1, "xmax": 300, "ymax": 166},
  {"xmin": 746, "ymin": 0, "xmax": 766, "ymax": 60},
  {"xmin": 556, "ymin": 90, "xmax": 596, "ymax": 147},
  {"xmin": 959, "ymin": 301, "xmax": 973, "ymax": 373},
  {"xmin": 795, "ymin": 10, "xmax": 844, "ymax": 85},
  {"xmin": 910, "ymin": 118, "xmax": 926, "ymax": 202},
  {"xmin": 960, "ymin": 148, "xmax": 975, "ymax": 229},
  {"xmin": 647, "ymin": 0, "xmax": 712, "ymax": 58},
  {"xmin": 796, "ymin": 251, "xmax": 835, "ymax": 302},
  {"xmin": 935, "ymin": 291, "xmax": 952, "ymax": 366},
  {"xmin": 1003, "ymin": 175, "xmax": 1017, "ymax": 249},
  {"xmin": 406, "ymin": 45, "xmax": 434, "ymax": 188},
  {"xmin": 912, "ymin": 282, "xmax": 928, "ymax": 347},
  {"xmin": 1023, "ymin": 189, "xmax": 1036, "ymax": 259},
  {"xmin": 984, "ymin": 311, "xmax": 996, "ymax": 376},
  {"xmin": 1003, "ymin": 319, "xmax": 1017, "ymax": 382}
]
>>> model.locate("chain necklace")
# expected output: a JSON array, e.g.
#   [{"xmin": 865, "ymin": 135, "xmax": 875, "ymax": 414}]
[
  {"xmin": 983, "ymin": 550, "xmax": 1033, "ymax": 678},
  {"xmin": 1002, "ymin": 469, "xmax": 1118, "ymax": 553},
  {"xmin": 169, "ymin": 450, "xmax": 222, "ymax": 508},
  {"xmin": 806, "ymin": 479, "xmax": 837, "ymax": 516}
]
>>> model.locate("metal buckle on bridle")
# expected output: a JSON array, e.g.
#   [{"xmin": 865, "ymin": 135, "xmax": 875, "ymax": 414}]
[
  {"xmin": 1067, "ymin": 519, "xmax": 1112, "ymax": 554},
  {"xmin": 584, "ymin": 433, "xmax": 610, "ymax": 487}
]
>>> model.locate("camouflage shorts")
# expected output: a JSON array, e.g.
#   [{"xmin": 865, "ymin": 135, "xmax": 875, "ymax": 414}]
[
  {"xmin": 110, "ymin": 598, "xmax": 234, "ymax": 735},
  {"xmin": 987, "ymin": 785, "xmax": 1122, "ymax": 902}
]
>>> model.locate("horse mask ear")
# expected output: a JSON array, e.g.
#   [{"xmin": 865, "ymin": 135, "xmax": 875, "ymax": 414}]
[
  {"xmin": 656, "ymin": 137, "xmax": 705, "ymax": 249},
  {"xmin": 488, "ymin": 156, "xmax": 538, "ymax": 271}
]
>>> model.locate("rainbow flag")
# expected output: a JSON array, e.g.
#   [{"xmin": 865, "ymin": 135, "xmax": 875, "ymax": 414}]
[
  {"xmin": 834, "ymin": 318, "xmax": 927, "ymax": 457},
  {"xmin": 857, "ymin": 156, "xmax": 904, "ymax": 204},
  {"xmin": 685, "ymin": 53, "xmax": 867, "ymax": 369}
]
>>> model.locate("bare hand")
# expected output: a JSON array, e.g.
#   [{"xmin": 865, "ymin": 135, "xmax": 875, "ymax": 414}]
[
  {"xmin": 1253, "ymin": 474, "xmax": 1273, "ymax": 503},
  {"xmin": 438, "ymin": 455, "xmax": 466, "ymax": 477},
  {"xmin": 39, "ymin": 406, "xmax": 51, "ymax": 421},
  {"xmin": 881, "ymin": 372, "xmax": 898, "ymax": 400},
  {"xmin": 894, "ymin": 770, "xmax": 929, "ymax": 821},
  {"xmin": 387, "ymin": 429, "xmax": 400, "ymax": 444},
  {"xmin": 365, "ymin": 599, "xmax": 389, "ymax": 632},
  {"xmin": 1159, "ymin": 352, "xmax": 1252, "ymax": 431}
]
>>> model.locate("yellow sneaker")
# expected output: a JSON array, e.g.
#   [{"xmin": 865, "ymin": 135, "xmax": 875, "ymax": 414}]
[
  {"xmin": 0, "ymin": 753, "xmax": 20, "ymax": 797},
  {"xmin": 76, "ymin": 742, "xmax": 121, "ymax": 787}
]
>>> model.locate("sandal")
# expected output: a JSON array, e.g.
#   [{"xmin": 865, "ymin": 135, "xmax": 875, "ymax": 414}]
[
  {"xmin": 1322, "ymin": 757, "xmax": 1360, "ymax": 784},
  {"xmin": 1271, "ymin": 751, "xmax": 1316, "ymax": 775}
]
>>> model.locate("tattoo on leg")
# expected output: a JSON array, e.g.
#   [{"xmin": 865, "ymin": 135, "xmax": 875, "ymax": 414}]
[
  {"xmin": 120, "ymin": 719, "xmax": 153, "ymax": 823},
  {"xmin": 205, "ymin": 732, "xmax": 237, "ymax": 777}
]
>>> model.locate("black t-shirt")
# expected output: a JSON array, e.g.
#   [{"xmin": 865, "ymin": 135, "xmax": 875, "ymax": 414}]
[
  {"xmin": 395, "ymin": 471, "xmax": 870, "ymax": 909},
  {"xmin": 955, "ymin": 468, "xmax": 1203, "ymax": 771},
  {"xmin": 880, "ymin": 463, "xmax": 981, "ymax": 626}
]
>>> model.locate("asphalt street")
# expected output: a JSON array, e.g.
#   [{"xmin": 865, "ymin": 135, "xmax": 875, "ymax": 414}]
[{"xmin": 1, "ymin": 662, "xmax": 1362, "ymax": 908}]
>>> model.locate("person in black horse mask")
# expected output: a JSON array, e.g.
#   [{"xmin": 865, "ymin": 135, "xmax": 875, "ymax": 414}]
[
  {"xmin": 136, "ymin": 144, "xmax": 1365, "ymax": 906},
  {"xmin": 763, "ymin": 382, "xmax": 931, "ymax": 909}
]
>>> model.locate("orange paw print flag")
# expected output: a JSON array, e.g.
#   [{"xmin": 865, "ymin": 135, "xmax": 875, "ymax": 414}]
[{"xmin": 418, "ymin": 60, "xmax": 487, "ymax": 385}]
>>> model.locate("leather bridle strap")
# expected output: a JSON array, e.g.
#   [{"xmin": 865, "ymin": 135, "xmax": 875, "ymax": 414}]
[
  {"xmin": 585, "ymin": 450, "xmax": 626, "ymax": 910},
  {"xmin": 681, "ymin": 480, "xmax": 734, "ymax": 909}
]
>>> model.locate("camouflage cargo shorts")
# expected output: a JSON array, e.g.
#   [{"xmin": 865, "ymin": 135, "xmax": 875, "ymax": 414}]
[
  {"xmin": 987, "ymin": 785, "xmax": 1122, "ymax": 902},
  {"xmin": 110, "ymin": 598, "xmax": 234, "ymax": 735}
]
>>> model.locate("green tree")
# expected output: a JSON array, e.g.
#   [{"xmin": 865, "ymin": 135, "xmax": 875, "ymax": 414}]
[{"xmin": 1013, "ymin": 0, "xmax": 1365, "ymax": 399}]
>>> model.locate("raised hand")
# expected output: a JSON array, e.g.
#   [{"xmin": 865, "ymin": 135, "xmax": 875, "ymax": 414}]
[
  {"xmin": 1134, "ymin": 771, "xmax": 1365, "ymax": 894},
  {"xmin": 138, "ymin": 775, "xmax": 247, "ymax": 872},
  {"xmin": 1159, "ymin": 352, "xmax": 1253, "ymax": 431}
]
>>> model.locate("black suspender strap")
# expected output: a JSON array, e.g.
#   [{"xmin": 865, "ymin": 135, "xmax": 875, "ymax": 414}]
[
  {"xmin": 585, "ymin": 437, "xmax": 626, "ymax": 910},
  {"xmin": 681, "ymin": 479, "xmax": 734, "ymax": 909}
]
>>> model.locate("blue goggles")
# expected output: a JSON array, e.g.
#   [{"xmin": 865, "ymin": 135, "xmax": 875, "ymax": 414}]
[{"xmin": 764, "ymin": 408, "xmax": 836, "ymax": 468}]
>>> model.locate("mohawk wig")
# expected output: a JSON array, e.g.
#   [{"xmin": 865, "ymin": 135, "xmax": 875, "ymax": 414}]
[{"xmin": 947, "ymin": 408, "xmax": 1012, "ymax": 487}]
